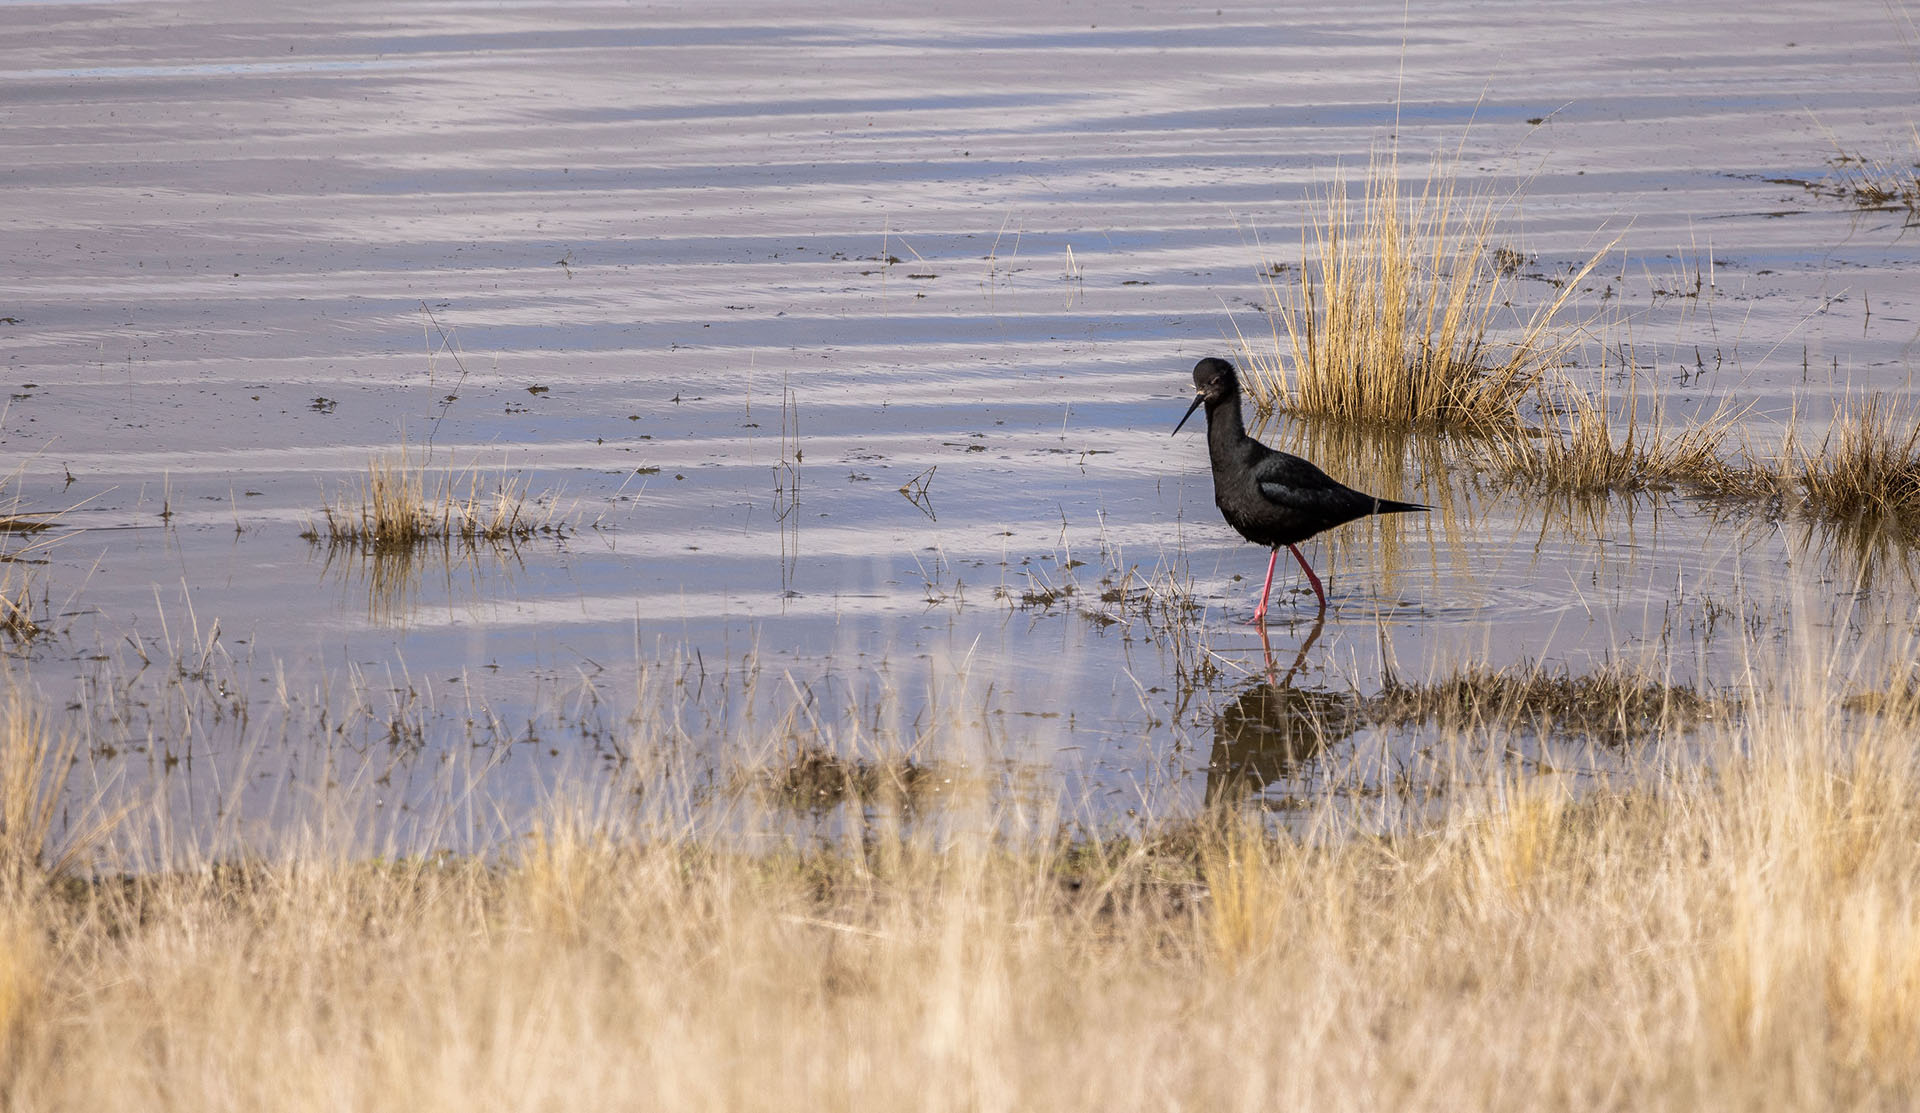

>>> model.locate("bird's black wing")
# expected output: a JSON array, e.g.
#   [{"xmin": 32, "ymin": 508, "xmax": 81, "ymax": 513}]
[{"xmin": 1250, "ymin": 451, "xmax": 1361, "ymax": 512}]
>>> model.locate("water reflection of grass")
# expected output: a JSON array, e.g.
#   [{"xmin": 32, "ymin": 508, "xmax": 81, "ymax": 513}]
[
  {"xmin": 312, "ymin": 535, "xmax": 524, "ymax": 627},
  {"xmin": 6, "ymin": 635, "xmax": 1920, "ymax": 1106}
]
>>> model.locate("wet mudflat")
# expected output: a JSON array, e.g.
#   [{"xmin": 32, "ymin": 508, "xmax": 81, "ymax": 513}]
[{"xmin": 4, "ymin": 0, "xmax": 1919, "ymax": 853}]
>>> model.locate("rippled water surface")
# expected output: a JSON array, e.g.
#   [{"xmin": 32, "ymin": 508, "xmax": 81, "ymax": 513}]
[{"xmin": 6, "ymin": 0, "xmax": 1919, "ymax": 850}]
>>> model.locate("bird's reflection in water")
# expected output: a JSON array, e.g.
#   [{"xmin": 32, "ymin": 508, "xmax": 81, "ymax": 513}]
[{"xmin": 1204, "ymin": 619, "xmax": 1361, "ymax": 809}]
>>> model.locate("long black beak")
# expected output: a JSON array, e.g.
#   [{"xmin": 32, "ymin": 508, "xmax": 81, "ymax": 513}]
[{"xmin": 1173, "ymin": 392, "xmax": 1205, "ymax": 434}]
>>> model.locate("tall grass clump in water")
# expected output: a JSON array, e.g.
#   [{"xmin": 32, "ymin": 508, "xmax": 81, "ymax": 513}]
[
  {"xmin": 1239, "ymin": 154, "xmax": 1609, "ymax": 431},
  {"xmin": 1798, "ymin": 394, "xmax": 1920, "ymax": 521},
  {"xmin": 307, "ymin": 449, "xmax": 566, "ymax": 548}
]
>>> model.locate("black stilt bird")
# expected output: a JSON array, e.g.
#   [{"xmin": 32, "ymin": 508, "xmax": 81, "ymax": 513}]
[{"xmin": 1173, "ymin": 357, "xmax": 1428, "ymax": 620}]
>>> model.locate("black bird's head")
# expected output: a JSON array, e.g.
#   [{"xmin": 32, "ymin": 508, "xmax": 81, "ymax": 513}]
[{"xmin": 1173, "ymin": 357, "xmax": 1240, "ymax": 434}]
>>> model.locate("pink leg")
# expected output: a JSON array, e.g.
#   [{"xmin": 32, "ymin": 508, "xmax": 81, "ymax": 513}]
[
  {"xmin": 1287, "ymin": 543, "xmax": 1328, "ymax": 611},
  {"xmin": 1250, "ymin": 547, "xmax": 1281, "ymax": 624}
]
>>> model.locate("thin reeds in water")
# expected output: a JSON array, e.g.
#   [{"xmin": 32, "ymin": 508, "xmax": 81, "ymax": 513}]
[
  {"xmin": 1477, "ymin": 377, "xmax": 1759, "ymax": 498},
  {"xmin": 0, "ymin": 485, "xmax": 77, "ymax": 645},
  {"xmin": 1824, "ymin": 141, "xmax": 1920, "ymax": 215},
  {"xmin": 0, "ymin": 572, "xmax": 37, "ymax": 645}
]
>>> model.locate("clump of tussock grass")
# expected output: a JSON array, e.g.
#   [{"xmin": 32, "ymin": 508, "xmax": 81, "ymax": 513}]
[
  {"xmin": 1795, "ymin": 393, "xmax": 1920, "ymax": 521},
  {"xmin": 1475, "ymin": 384, "xmax": 1920, "ymax": 549},
  {"xmin": 1237, "ymin": 153, "xmax": 1610, "ymax": 431},
  {"xmin": 1371, "ymin": 659, "xmax": 1727, "ymax": 744},
  {"xmin": 1688, "ymin": 395, "xmax": 1920, "ymax": 558},
  {"xmin": 304, "ymin": 450, "xmax": 570, "ymax": 549}
]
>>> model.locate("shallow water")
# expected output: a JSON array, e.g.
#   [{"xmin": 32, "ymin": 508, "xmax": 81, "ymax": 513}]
[{"xmin": 5, "ymin": 0, "xmax": 1919, "ymax": 854}]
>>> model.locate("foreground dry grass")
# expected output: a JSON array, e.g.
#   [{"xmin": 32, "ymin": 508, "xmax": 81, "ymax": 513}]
[{"xmin": 3, "ymin": 663, "xmax": 1918, "ymax": 1111}]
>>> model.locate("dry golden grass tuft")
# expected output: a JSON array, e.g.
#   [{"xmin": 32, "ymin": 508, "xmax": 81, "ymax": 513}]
[
  {"xmin": 1797, "ymin": 393, "xmax": 1920, "ymax": 521},
  {"xmin": 306, "ymin": 450, "xmax": 570, "ymax": 549},
  {"xmin": 1237, "ymin": 154, "xmax": 1609, "ymax": 431},
  {"xmin": 1221, "ymin": 151, "xmax": 1883, "ymax": 518},
  {"xmin": 1469, "ymin": 368, "xmax": 1920, "ymax": 523}
]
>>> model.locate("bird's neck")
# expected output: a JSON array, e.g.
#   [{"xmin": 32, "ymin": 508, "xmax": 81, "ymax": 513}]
[{"xmin": 1207, "ymin": 393, "xmax": 1251, "ymax": 458}]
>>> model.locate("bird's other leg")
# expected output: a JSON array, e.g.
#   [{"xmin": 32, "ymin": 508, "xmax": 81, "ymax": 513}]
[
  {"xmin": 1287, "ymin": 543, "xmax": 1328, "ymax": 611},
  {"xmin": 1250, "ymin": 546, "xmax": 1281, "ymax": 624},
  {"xmin": 1278, "ymin": 611, "xmax": 1325, "ymax": 686}
]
